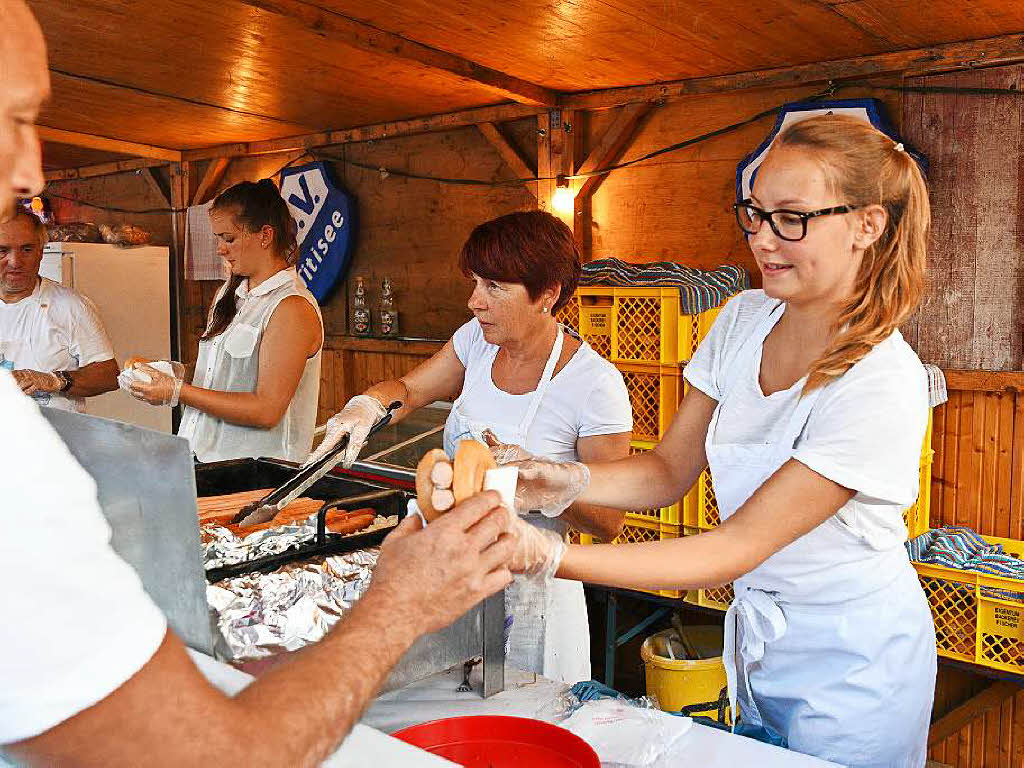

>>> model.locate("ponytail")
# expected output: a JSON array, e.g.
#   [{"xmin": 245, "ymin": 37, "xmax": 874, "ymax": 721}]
[
  {"xmin": 202, "ymin": 178, "xmax": 297, "ymax": 340},
  {"xmin": 770, "ymin": 115, "xmax": 929, "ymax": 391}
]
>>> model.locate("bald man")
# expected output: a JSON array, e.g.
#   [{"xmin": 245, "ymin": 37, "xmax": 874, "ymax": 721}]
[{"xmin": 0, "ymin": 3, "xmax": 515, "ymax": 765}]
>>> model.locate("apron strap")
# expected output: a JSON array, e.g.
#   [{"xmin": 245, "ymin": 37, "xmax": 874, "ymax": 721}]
[
  {"xmin": 519, "ymin": 324, "xmax": 564, "ymax": 437},
  {"xmin": 723, "ymin": 585, "xmax": 787, "ymax": 732}
]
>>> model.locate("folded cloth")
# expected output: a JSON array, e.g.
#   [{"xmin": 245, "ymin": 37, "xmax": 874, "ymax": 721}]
[
  {"xmin": 906, "ymin": 526, "xmax": 1024, "ymax": 600},
  {"xmin": 185, "ymin": 201, "xmax": 226, "ymax": 281},
  {"xmin": 924, "ymin": 364, "xmax": 948, "ymax": 408},
  {"xmin": 579, "ymin": 259, "xmax": 749, "ymax": 314}
]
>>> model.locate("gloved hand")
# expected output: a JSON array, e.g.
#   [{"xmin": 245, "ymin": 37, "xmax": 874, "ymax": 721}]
[
  {"xmin": 12, "ymin": 369, "xmax": 61, "ymax": 396},
  {"xmin": 306, "ymin": 394, "xmax": 387, "ymax": 468},
  {"xmin": 509, "ymin": 516, "xmax": 567, "ymax": 580},
  {"xmin": 509, "ymin": 458, "xmax": 591, "ymax": 517},
  {"xmin": 125, "ymin": 361, "xmax": 186, "ymax": 406},
  {"xmin": 482, "ymin": 429, "xmax": 532, "ymax": 465}
]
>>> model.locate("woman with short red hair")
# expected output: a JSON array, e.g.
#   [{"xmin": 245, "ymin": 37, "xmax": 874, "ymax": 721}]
[{"xmin": 313, "ymin": 210, "xmax": 632, "ymax": 683}]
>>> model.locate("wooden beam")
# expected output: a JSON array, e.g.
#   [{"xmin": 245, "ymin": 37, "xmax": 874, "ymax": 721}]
[
  {"xmin": 928, "ymin": 681, "xmax": 1020, "ymax": 746},
  {"xmin": 561, "ymin": 33, "xmax": 1024, "ymax": 110},
  {"xmin": 192, "ymin": 158, "xmax": 232, "ymax": 206},
  {"xmin": 142, "ymin": 168, "xmax": 171, "ymax": 209},
  {"xmin": 44, "ymin": 157, "xmax": 168, "ymax": 182},
  {"xmin": 182, "ymin": 102, "xmax": 546, "ymax": 161},
  {"xmin": 37, "ymin": 126, "xmax": 181, "ymax": 162},
  {"xmin": 477, "ymin": 123, "xmax": 536, "ymax": 198},
  {"xmin": 573, "ymin": 103, "xmax": 652, "ymax": 200},
  {"xmin": 239, "ymin": 0, "xmax": 555, "ymax": 107},
  {"xmin": 942, "ymin": 369, "xmax": 1024, "ymax": 393}
]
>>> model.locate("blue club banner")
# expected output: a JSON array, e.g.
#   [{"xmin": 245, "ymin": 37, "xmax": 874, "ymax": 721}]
[
  {"xmin": 736, "ymin": 98, "xmax": 926, "ymax": 202},
  {"xmin": 280, "ymin": 161, "xmax": 356, "ymax": 303}
]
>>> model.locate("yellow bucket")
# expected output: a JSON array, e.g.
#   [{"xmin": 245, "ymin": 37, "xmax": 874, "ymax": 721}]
[{"xmin": 640, "ymin": 627, "xmax": 731, "ymax": 724}]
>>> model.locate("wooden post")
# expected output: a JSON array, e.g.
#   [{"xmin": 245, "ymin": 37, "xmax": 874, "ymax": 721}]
[
  {"xmin": 570, "ymin": 104, "xmax": 653, "ymax": 260},
  {"xmin": 537, "ymin": 108, "xmax": 577, "ymax": 227},
  {"xmin": 168, "ymin": 162, "xmax": 191, "ymax": 368}
]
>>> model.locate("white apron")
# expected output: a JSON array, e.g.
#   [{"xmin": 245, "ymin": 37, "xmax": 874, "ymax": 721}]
[
  {"xmin": 443, "ymin": 325, "xmax": 591, "ymax": 684},
  {"xmin": 711, "ymin": 300, "xmax": 935, "ymax": 768}
]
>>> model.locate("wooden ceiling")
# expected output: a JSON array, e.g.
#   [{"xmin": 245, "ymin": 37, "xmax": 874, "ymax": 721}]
[{"xmin": 29, "ymin": 0, "xmax": 1024, "ymax": 168}]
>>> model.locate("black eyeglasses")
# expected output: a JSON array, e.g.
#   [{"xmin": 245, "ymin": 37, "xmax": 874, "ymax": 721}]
[{"xmin": 732, "ymin": 200, "xmax": 860, "ymax": 242}]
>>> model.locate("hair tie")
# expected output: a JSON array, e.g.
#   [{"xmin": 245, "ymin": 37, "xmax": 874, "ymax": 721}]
[{"xmin": 893, "ymin": 142, "xmax": 905, "ymax": 153}]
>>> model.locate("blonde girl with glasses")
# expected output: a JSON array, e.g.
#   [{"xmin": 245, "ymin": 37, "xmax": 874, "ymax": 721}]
[{"xmin": 508, "ymin": 113, "xmax": 935, "ymax": 767}]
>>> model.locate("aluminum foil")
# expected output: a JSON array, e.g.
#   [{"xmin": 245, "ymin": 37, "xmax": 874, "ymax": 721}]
[
  {"xmin": 209, "ymin": 549, "xmax": 379, "ymax": 660},
  {"xmin": 201, "ymin": 514, "xmax": 398, "ymax": 571}
]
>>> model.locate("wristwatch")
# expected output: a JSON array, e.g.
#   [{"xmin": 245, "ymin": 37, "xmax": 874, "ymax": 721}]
[{"xmin": 54, "ymin": 370, "xmax": 73, "ymax": 392}]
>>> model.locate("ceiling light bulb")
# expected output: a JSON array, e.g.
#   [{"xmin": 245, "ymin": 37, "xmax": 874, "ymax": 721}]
[{"xmin": 552, "ymin": 186, "xmax": 575, "ymax": 215}]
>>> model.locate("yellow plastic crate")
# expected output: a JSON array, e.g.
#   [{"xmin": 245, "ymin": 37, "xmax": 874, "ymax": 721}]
[
  {"xmin": 915, "ymin": 534, "xmax": 1024, "ymax": 674},
  {"xmin": 612, "ymin": 287, "xmax": 681, "ymax": 364},
  {"xmin": 559, "ymin": 286, "xmax": 733, "ymax": 365},
  {"xmin": 904, "ymin": 449, "xmax": 934, "ymax": 539},
  {"xmin": 556, "ymin": 289, "xmax": 614, "ymax": 359},
  {"xmin": 696, "ymin": 469, "xmax": 720, "ymax": 530},
  {"xmin": 677, "ymin": 299, "xmax": 729, "ymax": 362},
  {"xmin": 619, "ymin": 363, "xmax": 682, "ymax": 442}
]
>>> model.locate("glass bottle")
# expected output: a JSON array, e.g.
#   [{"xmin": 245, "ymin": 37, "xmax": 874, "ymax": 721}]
[
  {"xmin": 379, "ymin": 276, "xmax": 399, "ymax": 337},
  {"xmin": 352, "ymin": 276, "xmax": 372, "ymax": 336}
]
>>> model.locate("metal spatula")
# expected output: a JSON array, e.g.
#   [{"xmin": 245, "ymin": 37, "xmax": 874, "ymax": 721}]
[{"xmin": 231, "ymin": 400, "xmax": 401, "ymax": 528}]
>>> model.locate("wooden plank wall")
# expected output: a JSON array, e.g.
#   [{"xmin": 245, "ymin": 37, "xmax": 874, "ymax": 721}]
[
  {"xmin": 902, "ymin": 65, "xmax": 1024, "ymax": 372},
  {"xmin": 930, "ymin": 665, "xmax": 1024, "ymax": 767},
  {"xmin": 929, "ymin": 375, "xmax": 1024, "ymax": 539},
  {"xmin": 927, "ymin": 371, "xmax": 1024, "ymax": 767},
  {"xmin": 584, "ymin": 81, "xmax": 902, "ymax": 272}
]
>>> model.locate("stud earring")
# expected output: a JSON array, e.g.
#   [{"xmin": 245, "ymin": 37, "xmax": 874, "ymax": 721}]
[{"xmin": 542, "ymin": 306, "xmax": 549, "ymax": 314}]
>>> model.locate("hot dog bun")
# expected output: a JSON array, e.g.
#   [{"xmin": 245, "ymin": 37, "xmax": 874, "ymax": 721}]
[
  {"xmin": 123, "ymin": 356, "xmax": 151, "ymax": 371},
  {"xmin": 452, "ymin": 440, "xmax": 497, "ymax": 504}
]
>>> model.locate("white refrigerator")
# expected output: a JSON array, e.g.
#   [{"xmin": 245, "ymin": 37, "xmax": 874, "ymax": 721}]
[{"xmin": 40, "ymin": 242, "xmax": 172, "ymax": 433}]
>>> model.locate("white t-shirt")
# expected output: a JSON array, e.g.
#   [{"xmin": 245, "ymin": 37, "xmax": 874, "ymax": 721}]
[
  {"xmin": 0, "ymin": 370, "xmax": 166, "ymax": 745},
  {"xmin": 0, "ymin": 277, "xmax": 115, "ymax": 412},
  {"xmin": 451, "ymin": 319, "xmax": 632, "ymax": 461},
  {"xmin": 684, "ymin": 289, "xmax": 928, "ymax": 549}
]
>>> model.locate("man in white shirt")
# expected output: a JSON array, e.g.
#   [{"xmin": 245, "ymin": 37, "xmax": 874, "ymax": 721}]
[
  {"xmin": 0, "ymin": 2, "xmax": 515, "ymax": 765},
  {"xmin": 0, "ymin": 209, "xmax": 119, "ymax": 411}
]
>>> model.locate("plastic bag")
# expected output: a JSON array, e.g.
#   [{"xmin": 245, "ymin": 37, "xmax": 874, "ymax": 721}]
[
  {"xmin": 551, "ymin": 684, "xmax": 691, "ymax": 766},
  {"xmin": 117, "ymin": 360, "xmax": 183, "ymax": 392}
]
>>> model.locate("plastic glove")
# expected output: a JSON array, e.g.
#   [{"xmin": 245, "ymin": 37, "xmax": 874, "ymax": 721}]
[
  {"xmin": 509, "ymin": 458, "xmax": 591, "ymax": 517},
  {"xmin": 509, "ymin": 516, "xmax": 567, "ymax": 580},
  {"xmin": 482, "ymin": 429, "xmax": 533, "ymax": 465},
  {"xmin": 306, "ymin": 394, "xmax": 387, "ymax": 468},
  {"xmin": 125, "ymin": 361, "xmax": 185, "ymax": 406},
  {"xmin": 12, "ymin": 369, "xmax": 61, "ymax": 396}
]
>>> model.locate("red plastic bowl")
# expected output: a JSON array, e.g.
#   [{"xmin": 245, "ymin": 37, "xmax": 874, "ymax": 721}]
[{"xmin": 393, "ymin": 715, "xmax": 600, "ymax": 768}]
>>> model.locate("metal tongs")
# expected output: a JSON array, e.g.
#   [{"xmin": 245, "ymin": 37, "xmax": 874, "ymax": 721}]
[{"xmin": 231, "ymin": 400, "xmax": 402, "ymax": 528}]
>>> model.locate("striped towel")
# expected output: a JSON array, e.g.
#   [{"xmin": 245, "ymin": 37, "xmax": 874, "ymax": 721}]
[
  {"xmin": 925, "ymin": 364, "xmax": 947, "ymax": 408},
  {"xmin": 906, "ymin": 526, "xmax": 1024, "ymax": 600},
  {"xmin": 579, "ymin": 259, "xmax": 749, "ymax": 314}
]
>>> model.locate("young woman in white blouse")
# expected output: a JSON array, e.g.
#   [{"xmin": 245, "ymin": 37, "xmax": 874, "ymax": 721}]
[
  {"xmin": 129, "ymin": 180, "xmax": 323, "ymax": 463},
  {"xmin": 509, "ymin": 114, "xmax": 936, "ymax": 767},
  {"xmin": 312, "ymin": 210, "xmax": 633, "ymax": 684}
]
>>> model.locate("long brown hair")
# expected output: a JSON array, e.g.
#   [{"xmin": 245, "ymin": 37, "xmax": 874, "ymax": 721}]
[
  {"xmin": 769, "ymin": 114, "xmax": 930, "ymax": 391},
  {"xmin": 202, "ymin": 179, "xmax": 298, "ymax": 340}
]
